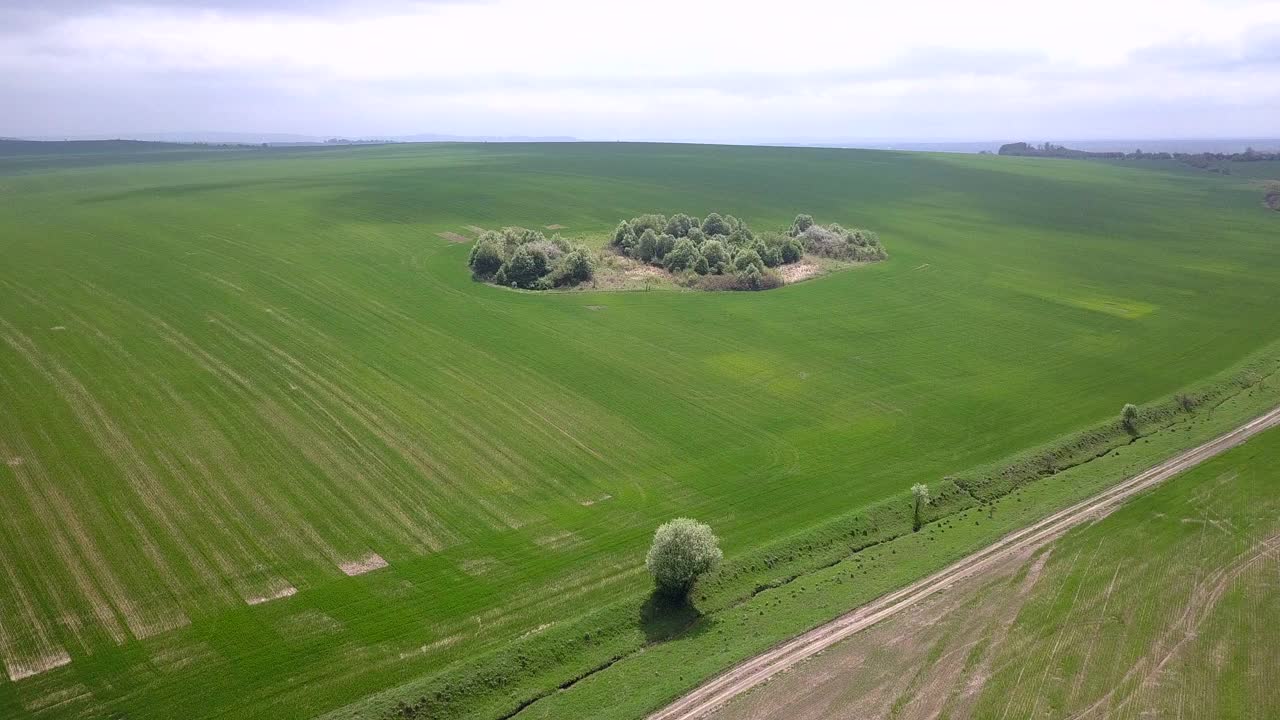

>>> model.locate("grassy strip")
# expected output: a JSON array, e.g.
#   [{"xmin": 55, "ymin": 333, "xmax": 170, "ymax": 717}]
[{"xmin": 324, "ymin": 341, "xmax": 1280, "ymax": 720}]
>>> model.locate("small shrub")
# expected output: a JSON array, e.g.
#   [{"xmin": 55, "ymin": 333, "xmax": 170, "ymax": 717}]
[
  {"xmin": 780, "ymin": 237, "xmax": 804, "ymax": 264},
  {"xmin": 612, "ymin": 221, "xmax": 638, "ymax": 253},
  {"xmin": 630, "ymin": 213, "xmax": 668, "ymax": 239},
  {"xmin": 1121, "ymin": 403, "xmax": 1139, "ymax": 433},
  {"xmin": 645, "ymin": 518, "xmax": 722, "ymax": 600},
  {"xmin": 788, "ymin": 214, "xmax": 814, "ymax": 237},
  {"xmin": 1266, "ymin": 181, "xmax": 1280, "ymax": 210},
  {"xmin": 635, "ymin": 228, "xmax": 660, "ymax": 263},
  {"xmin": 663, "ymin": 238, "xmax": 699, "ymax": 273},
  {"xmin": 699, "ymin": 239, "xmax": 730, "ymax": 274},
  {"xmin": 550, "ymin": 249, "xmax": 593, "ymax": 287},
  {"xmin": 656, "ymin": 233, "xmax": 676, "ymax": 260},
  {"xmin": 664, "ymin": 213, "xmax": 697, "ymax": 238},
  {"xmin": 911, "ymin": 483, "xmax": 930, "ymax": 532},
  {"xmin": 504, "ymin": 244, "xmax": 549, "ymax": 288},
  {"xmin": 732, "ymin": 248, "xmax": 764, "ymax": 274},
  {"xmin": 467, "ymin": 237, "xmax": 504, "ymax": 277},
  {"xmin": 700, "ymin": 212, "xmax": 731, "ymax": 238}
]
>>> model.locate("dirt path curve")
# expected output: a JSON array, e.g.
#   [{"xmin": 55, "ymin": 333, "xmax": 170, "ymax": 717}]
[{"xmin": 649, "ymin": 405, "xmax": 1280, "ymax": 720}]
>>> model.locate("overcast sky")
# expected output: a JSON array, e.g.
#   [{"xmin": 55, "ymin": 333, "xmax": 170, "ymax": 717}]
[{"xmin": 2, "ymin": 0, "xmax": 1278, "ymax": 142}]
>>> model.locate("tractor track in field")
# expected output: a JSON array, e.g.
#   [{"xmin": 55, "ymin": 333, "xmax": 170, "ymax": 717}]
[{"xmin": 649, "ymin": 405, "xmax": 1280, "ymax": 720}]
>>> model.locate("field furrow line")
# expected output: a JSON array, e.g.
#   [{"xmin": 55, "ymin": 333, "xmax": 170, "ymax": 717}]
[
  {"xmin": 0, "ymin": 321, "xmax": 230, "ymax": 624},
  {"xmin": 0, "ymin": 435, "xmax": 134, "ymax": 646},
  {"xmin": 209, "ymin": 314, "xmax": 468, "ymax": 543},
  {"xmin": 650, "ymin": 404, "xmax": 1280, "ymax": 720},
  {"xmin": 1028, "ymin": 539, "xmax": 1105, "ymax": 717}
]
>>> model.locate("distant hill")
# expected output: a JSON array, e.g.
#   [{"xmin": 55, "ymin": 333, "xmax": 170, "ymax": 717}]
[
  {"xmin": 0, "ymin": 138, "xmax": 204, "ymax": 156},
  {"xmin": 14, "ymin": 131, "xmax": 581, "ymax": 145}
]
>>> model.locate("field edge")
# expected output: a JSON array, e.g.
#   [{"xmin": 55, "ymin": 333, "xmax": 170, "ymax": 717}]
[{"xmin": 322, "ymin": 337, "xmax": 1280, "ymax": 720}]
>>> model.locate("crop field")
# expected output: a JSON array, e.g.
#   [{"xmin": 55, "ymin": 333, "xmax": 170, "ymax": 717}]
[
  {"xmin": 0, "ymin": 142, "xmax": 1279, "ymax": 719},
  {"xmin": 712, "ymin": 421, "xmax": 1280, "ymax": 720}
]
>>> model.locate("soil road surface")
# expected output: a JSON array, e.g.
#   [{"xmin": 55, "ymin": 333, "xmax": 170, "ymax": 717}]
[{"xmin": 648, "ymin": 405, "xmax": 1280, "ymax": 720}]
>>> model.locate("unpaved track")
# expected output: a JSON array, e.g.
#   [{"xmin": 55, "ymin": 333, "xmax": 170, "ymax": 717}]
[{"xmin": 649, "ymin": 405, "xmax": 1280, "ymax": 720}]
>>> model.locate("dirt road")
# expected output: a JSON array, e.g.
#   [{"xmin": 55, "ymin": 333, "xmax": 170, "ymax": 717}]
[{"xmin": 649, "ymin": 405, "xmax": 1280, "ymax": 720}]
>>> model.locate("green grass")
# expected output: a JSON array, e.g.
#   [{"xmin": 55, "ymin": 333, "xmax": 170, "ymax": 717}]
[
  {"xmin": 705, "ymin": 389, "xmax": 1280, "ymax": 720},
  {"xmin": 0, "ymin": 141, "xmax": 1278, "ymax": 719},
  {"xmin": 467, "ymin": 354, "xmax": 1280, "ymax": 720},
  {"xmin": 968, "ymin": 423, "xmax": 1280, "ymax": 718}
]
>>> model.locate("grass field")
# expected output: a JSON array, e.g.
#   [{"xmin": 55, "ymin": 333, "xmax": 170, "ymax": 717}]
[
  {"xmin": 712, "ymin": 414, "xmax": 1280, "ymax": 720},
  {"xmin": 0, "ymin": 141, "xmax": 1278, "ymax": 719}
]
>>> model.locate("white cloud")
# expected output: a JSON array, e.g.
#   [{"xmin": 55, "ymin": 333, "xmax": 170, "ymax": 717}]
[{"xmin": 2, "ymin": 0, "xmax": 1278, "ymax": 139}]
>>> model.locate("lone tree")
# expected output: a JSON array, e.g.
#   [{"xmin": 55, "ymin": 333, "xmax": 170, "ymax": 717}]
[
  {"xmin": 1121, "ymin": 403, "xmax": 1139, "ymax": 433},
  {"xmin": 645, "ymin": 518, "xmax": 722, "ymax": 601},
  {"xmin": 911, "ymin": 483, "xmax": 931, "ymax": 532}
]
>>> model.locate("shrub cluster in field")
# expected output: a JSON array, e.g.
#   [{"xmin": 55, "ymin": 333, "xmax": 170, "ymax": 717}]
[
  {"xmin": 468, "ymin": 227, "xmax": 594, "ymax": 289},
  {"xmin": 611, "ymin": 212, "xmax": 885, "ymax": 291},
  {"xmin": 787, "ymin": 214, "xmax": 887, "ymax": 263}
]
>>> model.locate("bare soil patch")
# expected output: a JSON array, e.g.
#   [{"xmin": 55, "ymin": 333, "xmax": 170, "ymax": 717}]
[
  {"xmin": 339, "ymin": 553, "xmax": 389, "ymax": 576},
  {"xmin": 4, "ymin": 647, "xmax": 72, "ymax": 682},
  {"xmin": 276, "ymin": 610, "xmax": 344, "ymax": 639},
  {"xmin": 779, "ymin": 261, "xmax": 822, "ymax": 284},
  {"xmin": 533, "ymin": 530, "xmax": 580, "ymax": 550},
  {"xmin": 584, "ymin": 305, "xmax": 607, "ymax": 311},
  {"xmin": 545, "ymin": 224, "xmax": 568, "ymax": 230},
  {"xmin": 148, "ymin": 639, "xmax": 217, "ymax": 674},
  {"xmin": 579, "ymin": 493, "xmax": 612, "ymax": 506},
  {"xmin": 626, "ymin": 264, "xmax": 666, "ymax": 279},
  {"xmin": 246, "ymin": 583, "xmax": 298, "ymax": 606},
  {"xmin": 21, "ymin": 683, "xmax": 93, "ymax": 714},
  {"xmin": 465, "ymin": 225, "xmax": 487, "ymax": 235},
  {"xmin": 399, "ymin": 634, "xmax": 463, "ymax": 660},
  {"xmin": 437, "ymin": 232, "xmax": 470, "ymax": 244},
  {"xmin": 460, "ymin": 557, "xmax": 500, "ymax": 577}
]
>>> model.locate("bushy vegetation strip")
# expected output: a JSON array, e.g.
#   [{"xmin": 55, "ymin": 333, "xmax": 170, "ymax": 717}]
[
  {"xmin": 468, "ymin": 227, "xmax": 595, "ymax": 289},
  {"xmin": 467, "ymin": 213, "xmax": 885, "ymax": 292},
  {"xmin": 998, "ymin": 141, "xmax": 1280, "ymax": 174},
  {"xmin": 340, "ymin": 341, "xmax": 1280, "ymax": 720},
  {"xmin": 610, "ymin": 212, "xmax": 884, "ymax": 291}
]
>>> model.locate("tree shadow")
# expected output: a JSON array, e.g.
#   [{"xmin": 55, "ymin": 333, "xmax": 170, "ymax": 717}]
[{"xmin": 639, "ymin": 590, "xmax": 702, "ymax": 644}]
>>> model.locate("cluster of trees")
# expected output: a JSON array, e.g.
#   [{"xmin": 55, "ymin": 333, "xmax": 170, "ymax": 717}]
[
  {"xmin": 611, "ymin": 212, "xmax": 799, "ymax": 276},
  {"xmin": 467, "ymin": 227, "xmax": 594, "ymax": 289},
  {"xmin": 610, "ymin": 212, "xmax": 885, "ymax": 290},
  {"xmin": 998, "ymin": 141, "xmax": 1280, "ymax": 175},
  {"xmin": 1266, "ymin": 181, "xmax": 1280, "ymax": 211},
  {"xmin": 787, "ymin": 214, "xmax": 887, "ymax": 262}
]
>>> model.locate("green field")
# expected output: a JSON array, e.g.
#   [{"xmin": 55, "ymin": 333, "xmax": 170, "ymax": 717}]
[
  {"xmin": 712, "ymin": 414, "xmax": 1280, "ymax": 720},
  {"xmin": 0, "ymin": 142, "xmax": 1278, "ymax": 719}
]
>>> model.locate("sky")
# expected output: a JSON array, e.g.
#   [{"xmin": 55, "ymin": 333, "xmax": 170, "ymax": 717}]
[{"xmin": 2, "ymin": 0, "xmax": 1278, "ymax": 142}]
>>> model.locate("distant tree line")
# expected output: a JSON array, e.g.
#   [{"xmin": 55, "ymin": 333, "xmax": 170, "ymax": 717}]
[
  {"xmin": 997, "ymin": 141, "xmax": 1280, "ymax": 174},
  {"xmin": 611, "ymin": 212, "xmax": 885, "ymax": 291},
  {"xmin": 468, "ymin": 227, "xmax": 594, "ymax": 289}
]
